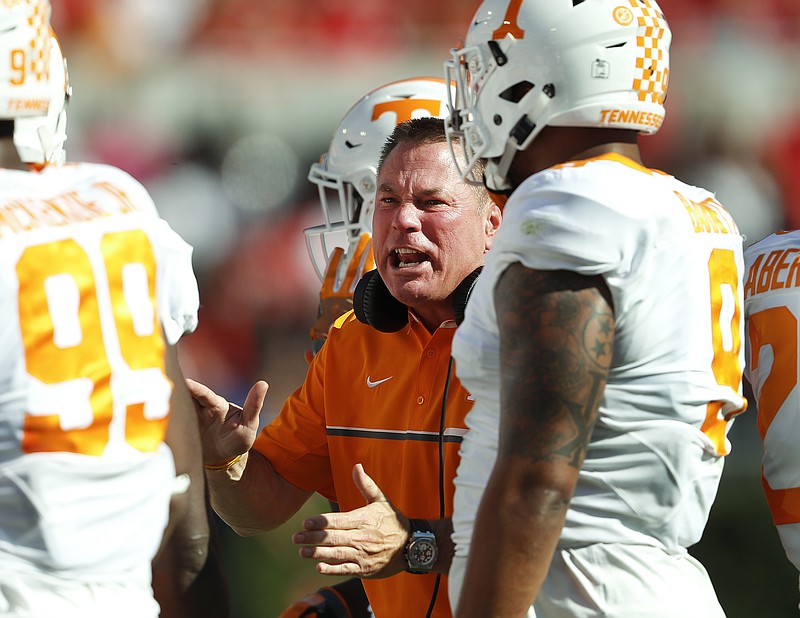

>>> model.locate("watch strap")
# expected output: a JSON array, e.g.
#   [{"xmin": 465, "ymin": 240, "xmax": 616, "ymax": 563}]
[
  {"xmin": 409, "ymin": 518, "xmax": 433, "ymax": 535},
  {"xmin": 405, "ymin": 519, "xmax": 437, "ymax": 574}
]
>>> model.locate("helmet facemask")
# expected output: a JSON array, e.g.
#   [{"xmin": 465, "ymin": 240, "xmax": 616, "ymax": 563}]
[
  {"xmin": 305, "ymin": 77, "xmax": 453, "ymax": 283},
  {"xmin": 14, "ymin": 35, "xmax": 71, "ymax": 165},
  {"xmin": 305, "ymin": 158, "xmax": 373, "ymax": 284}
]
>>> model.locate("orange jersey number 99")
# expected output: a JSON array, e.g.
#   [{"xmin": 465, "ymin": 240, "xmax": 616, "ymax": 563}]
[{"xmin": 16, "ymin": 229, "xmax": 170, "ymax": 456}]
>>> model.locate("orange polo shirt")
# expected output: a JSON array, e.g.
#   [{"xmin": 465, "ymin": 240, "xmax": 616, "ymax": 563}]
[{"xmin": 253, "ymin": 310, "xmax": 474, "ymax": 618}]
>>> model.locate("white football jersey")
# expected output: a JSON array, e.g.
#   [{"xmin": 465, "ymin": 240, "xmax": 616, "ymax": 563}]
[
  {"xmin": 744, "ymin": 231, "xmax": 800, "ymax": 577},
  {"xmin": 0, "ymin": 162, "xmax": 199, "ymax": 579},
  {"xmin": 452, "ymin": 154, "xmax": 747, "ymax": 570}
]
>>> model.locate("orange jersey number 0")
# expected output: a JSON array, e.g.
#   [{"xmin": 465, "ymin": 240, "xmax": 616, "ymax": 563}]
[{"xmin": 703, "ymin": 248, "xmax": 745, "ymax": 455}]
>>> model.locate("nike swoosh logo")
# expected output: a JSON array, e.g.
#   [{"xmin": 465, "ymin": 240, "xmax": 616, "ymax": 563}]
[{"xmin": 366, "ymin": 375, "xmax": 394, "ymax": 388}]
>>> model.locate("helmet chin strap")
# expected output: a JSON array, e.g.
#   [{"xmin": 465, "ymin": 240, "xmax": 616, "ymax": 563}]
[
  {"xmin": 483, "ymin": 84, "xmax": 555, "ymax": 194},
  {"xmin": 484, "ymin": 141, "xmax": 517, "ymax": 194},
  {"xmin": 36, "ymin": 106, "xmax": 66, "ymax": 164},
  {"xmin": 484, "ymin": 164, "xmax": 512, "ymax": 196},
  {"xmin": 484, "ymin": 114, "xmax": 533, "ymax": 194},
  {"xmin": 37, "ymin": 125, "xmax": 54, "ymax": 163}
]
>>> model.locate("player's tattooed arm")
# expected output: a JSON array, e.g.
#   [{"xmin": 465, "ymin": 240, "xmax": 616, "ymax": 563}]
[
  {"xmin": 495, "ymin": 262, "xmax": 614, "ymax": 470},
  {"xmin": 454, "ymin": 263, "xmax": 616, "ymax": 618}
]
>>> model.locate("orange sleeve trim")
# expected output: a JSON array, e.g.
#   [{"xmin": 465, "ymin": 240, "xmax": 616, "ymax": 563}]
[{"xmin": 762, "ymin": 474, "xmax": 800, "ymax": 525}]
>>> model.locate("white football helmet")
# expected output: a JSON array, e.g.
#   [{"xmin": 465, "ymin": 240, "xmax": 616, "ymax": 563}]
[
  {"xmin": 444, "ymin": 0, "xmax": 671, "ymax": 190},
  {"xmin": 305, "ymin": 77, "xmax": 453, "ymax": 282},
  {"xmin": 0, "ymin": 0, "xmax": 69, "ymax": 164}
]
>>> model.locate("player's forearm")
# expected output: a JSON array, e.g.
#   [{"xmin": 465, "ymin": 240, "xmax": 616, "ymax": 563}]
[
  {"xmin": 777, "ymin": 524, "xmax": 800, "ymax": 577},
  {"xmin": 205, "ymin": 449, "xmax": 310, "ymax": 534},
  {"xmin": 153, "ymin": 469, "xmax": 230, "ymax": 617},
  {"xmin": 153, "ymin": 524, "xmax": 229, "ymax": 618},
  {"xmin": 454, "ymin": 459, "xmax": 569, "ymax": 617}
]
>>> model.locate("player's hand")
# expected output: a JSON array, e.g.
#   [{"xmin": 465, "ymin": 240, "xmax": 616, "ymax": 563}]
[
  {"xmin": 291, "ymin": 463, "xmax": 409, "ymax": 578},
  {"xmin": 185, "ymin": 378, "xmax": 267, "ymax": 466},
  {"xmin": 308, "ymin": 233, "xmax": 375, "ymax": 359}
]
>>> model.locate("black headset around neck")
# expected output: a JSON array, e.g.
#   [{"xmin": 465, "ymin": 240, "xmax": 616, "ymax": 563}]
[
  {"xmin": 352, "ymin": 266, "xmax": 483, "ymax": 332},
  {"xmin": 352, "ymin": 265, "xmax": 483, "ymax": 617}
]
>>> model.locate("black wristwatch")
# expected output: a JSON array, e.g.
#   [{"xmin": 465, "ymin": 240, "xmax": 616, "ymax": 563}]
[{"xmin": 404, "ymin": 519, "xmax": 438, "ymax": 574}]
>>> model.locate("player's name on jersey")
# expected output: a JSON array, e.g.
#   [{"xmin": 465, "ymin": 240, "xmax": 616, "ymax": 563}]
[
  {"xmin": 745, "ymin": 248, "xmax": 800, "ymax": 299},
  {"xmin": 0, "ymin": 180, "xmax": 140, "ymax": 237},
  {"xmin": 677, "ymin": 193, "xmax": 739, "ymax": 236}
]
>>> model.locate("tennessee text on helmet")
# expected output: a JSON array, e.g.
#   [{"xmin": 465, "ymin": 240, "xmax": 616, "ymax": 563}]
[{"xmin": 444, "ymin": 0, "xmax": 671, "ymax": 191}]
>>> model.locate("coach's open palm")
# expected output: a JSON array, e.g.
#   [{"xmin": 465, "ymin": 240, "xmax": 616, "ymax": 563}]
[
  {"xmin": 291, "ymin": 463, "xmax": 410, "ymax": 579},
  {"xmin": 186, "ymin": 378, "xmax": 268, "ymax": 467}
]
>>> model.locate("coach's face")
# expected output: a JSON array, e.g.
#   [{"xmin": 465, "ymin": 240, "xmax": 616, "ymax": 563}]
[{"xmin": 372, "ymin": 140, "xmax": 501, "ymax": 332}]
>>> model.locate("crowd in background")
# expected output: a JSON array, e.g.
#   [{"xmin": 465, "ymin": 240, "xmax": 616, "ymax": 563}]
[{"xmin": 47, "ymin": 1, "xmax": 800, "ymax": 615}]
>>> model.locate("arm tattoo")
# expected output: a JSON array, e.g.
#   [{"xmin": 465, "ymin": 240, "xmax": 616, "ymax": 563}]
[{"xmin": 494, "ymin": 263, "xmax": 615, "ymax": 469}]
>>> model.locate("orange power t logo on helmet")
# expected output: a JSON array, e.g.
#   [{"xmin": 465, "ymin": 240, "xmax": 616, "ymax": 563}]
[
  {"xmin": 492, "ymin": 0, "xmax": 525, "ymax": 40},
  {"xmin": 372, "ymin": 99, "xmax": 443, "ymax": 124}
]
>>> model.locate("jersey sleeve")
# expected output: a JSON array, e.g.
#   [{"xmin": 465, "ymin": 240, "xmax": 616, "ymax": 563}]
[
  {"xmin": 96, "ymin": 163, "xmax": 200, "ymax": 345},
  {"xmin": 153, "ymin": 219, "xmax": 199, "ymax": 344},
  {"xmin": 252, "ymin": 349, "xmax": 336, "ymax": 502},
  {"xmin": 744, "ymin": 232, "xmax": 800, "ymax": 581},
  {"xmin": 491, "ymin": 179, "xmax": 646, "ymax": 281}
]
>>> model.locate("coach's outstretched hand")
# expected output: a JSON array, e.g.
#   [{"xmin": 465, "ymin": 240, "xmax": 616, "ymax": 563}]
[
  {"xmin": 291, "ymin": 463, "xmax": 410, "ymax": 579},
  {"xmin": 186, "ymin": 378, "xmax": 268, "ymax": 467}
]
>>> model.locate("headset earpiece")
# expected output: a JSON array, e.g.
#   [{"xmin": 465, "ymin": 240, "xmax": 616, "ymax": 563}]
[
  {"xmin": 453, "ymin": 266, "xmax": 483, "ymax": 326},
  {"xmin": 353, "ymin": 269, "xmax": 409, "ymax": 333}
]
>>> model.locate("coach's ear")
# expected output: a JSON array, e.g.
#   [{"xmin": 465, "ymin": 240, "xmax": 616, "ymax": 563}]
[{"xmin": 484, "ymin": 202, "xmax": 502, "ymax": 252}]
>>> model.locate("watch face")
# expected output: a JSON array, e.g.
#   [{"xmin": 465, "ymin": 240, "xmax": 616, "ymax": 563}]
[{"xmin": 411, "ymin": 538, "xmax": 436, "ymax": 567}]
